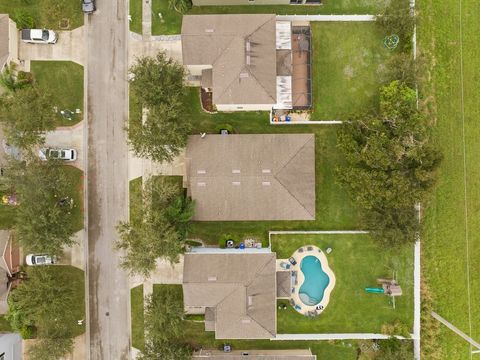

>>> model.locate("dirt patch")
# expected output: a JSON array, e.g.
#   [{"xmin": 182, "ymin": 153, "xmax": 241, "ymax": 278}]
[{"xmin": 200, "ymin": 88, "xmax": 214, "ymax": 112}]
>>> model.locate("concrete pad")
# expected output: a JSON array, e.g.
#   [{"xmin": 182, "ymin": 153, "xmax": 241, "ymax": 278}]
[
  {"xmin": 128, "ymin": 149, "xmax": 186, "ymax": 181},
  {"xmin": 18, "ymin": 27, "xmax": 85, "ymax": 65},
  {"xmin": 128, "ymin": 35, "xmax": 182, "ymax": 66},
  {"xmin": 44, "ymin": 121, "xmax": 85, "ymax": 171},
  {"xmin": 129, "ymin": 256, "xmax": 184, "ymax": 288},
  {"xmin": 60, "ymin": 231, "xmax": 85, "ymax": 271}
]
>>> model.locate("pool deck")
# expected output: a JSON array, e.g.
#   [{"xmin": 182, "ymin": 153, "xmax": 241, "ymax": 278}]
[{"xmin": 277, "ymin": 245, "xmax": 336, "ymax": 316}]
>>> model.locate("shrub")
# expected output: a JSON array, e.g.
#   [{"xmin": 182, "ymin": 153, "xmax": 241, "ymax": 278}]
[
  {"xmin": 377, "ymin": 1, "xmax": 414, "ymax": 53},
  {"xmin": 12, "ymin": 11, "xmax": 35, "ymax": 29}
]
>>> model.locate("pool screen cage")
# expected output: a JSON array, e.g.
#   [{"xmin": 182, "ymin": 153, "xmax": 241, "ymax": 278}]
[{"xmin": 291, "ymin": 26, "xmax": 313, "ymax": 110}]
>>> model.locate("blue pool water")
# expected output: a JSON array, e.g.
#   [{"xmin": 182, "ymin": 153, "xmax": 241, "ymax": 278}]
[{"xmin": 299, "ymin": 255, "xmax": 330, "ymax": 306}]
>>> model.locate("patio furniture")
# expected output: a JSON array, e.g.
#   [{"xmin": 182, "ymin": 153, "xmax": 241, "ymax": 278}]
[
  {"xmin": 280, "ymin": 261, "xmax": 291, "ymax": 270},
  {"xmin": 288, "ymin": 257, "xmax": 297, "ymax": 265},
  {"xmin": 295, "ymin": 304, "xmax": 302, "ymax": 310},
  {"xmin": 298, "ymin": 247, "xmax": 304, "ymax": 253},
  {"xmin": 326, "ymin": 247, "xmax": 332, "ymax": 254},
  {"xmin": 307, "ymin": 246, "xmax": 313, "ymax": 251}
]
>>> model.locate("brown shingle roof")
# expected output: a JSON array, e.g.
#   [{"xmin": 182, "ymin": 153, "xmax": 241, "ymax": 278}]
[
  {"xmin": 183, "ymin": 253, "xmax": 277, "ymax": 339},
  {"xmin": 181, "ymin": 14, "xmax": 277, "ymax": 105},
  {"xmin": 193, "ymin": 349, "xmax": 316, "ymax": 359},
  {"xmin": 186, "ymin": 134, "xmax": 316, "ymax": 221}
]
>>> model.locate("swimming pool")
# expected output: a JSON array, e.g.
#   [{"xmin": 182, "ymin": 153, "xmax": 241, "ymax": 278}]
[{"xmin": 299, "ymin": 255, "xmax": 331, "ymax": 306}]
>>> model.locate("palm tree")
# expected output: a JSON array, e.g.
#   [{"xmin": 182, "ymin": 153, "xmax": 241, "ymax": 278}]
[{"xmin": 0, "ymin": 63, "xmax": 31, "ymax": 92}]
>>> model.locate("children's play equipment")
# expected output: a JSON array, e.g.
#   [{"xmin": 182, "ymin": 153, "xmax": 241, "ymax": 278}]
[
  {"xmin": 365, "ymin": 277, "xmax": 403, "ymax": 309},
  {"xmin": 383, "ymin": 34, "xmax": 399, "ymax": 50}
]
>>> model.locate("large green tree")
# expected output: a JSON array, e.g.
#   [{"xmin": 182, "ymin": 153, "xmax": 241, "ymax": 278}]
[
  {"xmin": 128, "ymin": 53, "xmax": 191, "ymax": 162},
  {"xmin": 5, "ymin": 159, "xmax": 77, "ymax": 254},
  {"xmin": 115, "ymin": 177, "xmax": 194, "ymax": 277},
  {"xmin": 377, "ymin": 1, "xmax": 415, "ymax": 52},
  {"xmin": 6, "ymin": 266, "xmax": 83, "ymax": 359},
  {"xmin": 337, "ymin": 81, "xmax": 441, "ymax": 246},
  {"xmin": 0, "ymin": 86, "xmax": 56, "ymax": 149},
  {"xmin": 139, "ymin": 286, "xmax": 191, "ymax": 360}
]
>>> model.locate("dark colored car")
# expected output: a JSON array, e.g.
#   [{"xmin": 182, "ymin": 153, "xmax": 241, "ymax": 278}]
[{"xmin": 82, "ymin": 0, "xmax": 96, "ymax": 14}]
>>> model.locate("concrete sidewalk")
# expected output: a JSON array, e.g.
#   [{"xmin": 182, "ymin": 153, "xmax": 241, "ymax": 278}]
[{"xmin": 18, "ymin": 27, "xmax": 86, "ymax": 66}]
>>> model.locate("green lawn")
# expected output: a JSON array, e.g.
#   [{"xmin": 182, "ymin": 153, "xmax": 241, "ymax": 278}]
[
  {"xmin": 272, "ymin": 234, "xmax": 414, "ymax": 334},
  {"xmin": 63, "ymin": 165, "xmax": 84, "ymax": 233},
  {"xmin": 61, "ymin": 265, "xmax": 86, "ymax": 336},
  {"xmin": 311, "ymin": 22, "xmax": 392, "ymax": 119},
  {"xmin": 0, "ymin": 200, "xmax": 17, "ymax": 230},
  {"xmin": 152, "ymin": 0, "xmax": 183, "ymax": 35},
  {"xmin": 418, "ymin": 0, "xmax": 480, "ymax": 358},
  {"xmin": 131, "ymin": 285, "xmax": 145, "ymax": 350},
  {"xmin": 184, "ymin": 88, "xmax": 359, "ymax": 245},
  {"xmin": 0, "ymin": 0, "xmax": 83, "ymax": 30},
  {"xmin": 130, "ymin": 0, "xmax": 143, "ymax": 34},
  {"xmin": 30, "ymin": 61, "xmax": 84, "ymax": 126},
  {"xmin": 0, "ymin": 315, "xmax": 12, "ymax": 332},
  {"xmin": 149, "ymin": 0, "xmax": 398, "ymax": 35}
]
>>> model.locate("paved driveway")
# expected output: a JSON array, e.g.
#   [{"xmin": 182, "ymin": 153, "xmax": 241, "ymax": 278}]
[
  {"xmin": 18, "ymin": 27, "xmax": 85, "ymax": 65},
  {"xmin": 43, "ymin": 121, "xmax": 84, "ymax": 171},
  {"xmin": 128, "ymin": 33, "xmax": 182, "ymax": 66}
]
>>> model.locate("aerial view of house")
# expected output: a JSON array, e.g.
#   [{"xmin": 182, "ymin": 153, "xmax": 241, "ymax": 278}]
[{"xmin": 0, "ymin": 0, "xmax": 477, "ymax": 359}]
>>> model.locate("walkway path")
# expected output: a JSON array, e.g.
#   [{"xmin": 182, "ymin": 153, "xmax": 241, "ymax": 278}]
[
  {"xmin": 142, "ymin": 0, "xmax": 152, "ymax": 39},
  {"xmin": 273, "ymin": 333, "xmax": 409, "ymax": 341},
  {"xmin": 276, "ymin": 14, "xmax": 376, "ymax": 22},
  {"xmin": 431, "ymin": 312, "xmax": 480, "ymax": 350}
]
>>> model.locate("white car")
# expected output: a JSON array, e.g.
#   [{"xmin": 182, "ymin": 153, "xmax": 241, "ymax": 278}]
[
  {"xmin": 21, "ymin": 29, "xmax": 58, "ymax": 44},
  {"xmin": 25, "ymin": 254, "xmax": 57, "ymax": 266},
  {"xmin": 39, "ymin": 148, "xmax": 77, "ymax": 161}
]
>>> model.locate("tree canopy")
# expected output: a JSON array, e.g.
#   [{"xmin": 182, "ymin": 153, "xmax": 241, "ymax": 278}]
[
  {"xmin": 377, "ymin": 1, "xmax": 415, "ymax": 52},
  {"xmin": 115, "ymin": 177, "xmax": 194, "ymax": 277},
  {"xmin": 0, "ymin": 86, "xmax": 56, "ymax": 149},
  {"xmin": 6, "ymin": 266, "xmax": 84, "ymax": 359},
  {"xmin": 337, "ymin": 81, "xmax": 441, "ymax": 246},
  {"xmin": 5, "ymin": 159, "xmax": 77, "ymax": 254},
  {"xmin": 139, "ymin": 286, "xmax": 191, "ymax": 360},
  {"xmin": 128, "ymin": 53, "xmax": 191, "ymax": 162}
]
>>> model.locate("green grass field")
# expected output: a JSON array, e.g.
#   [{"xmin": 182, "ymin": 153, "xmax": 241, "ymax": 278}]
[
  {"xmin": 30, "ymin": 61, "xmax": 84, "ymax": 126},
  {"xmin": 129, "ymin": 0, "xmax": 143, "ymax": 34},
  {"xmin": 147, "ymin": 0, "xmax": 401, "ymax": 35},
  {"xmin": 130, "ymin": 285, "xmax": 145, "ymax": 350},
  {"xmin": 272, "ymin": 234, "xmax": 414, "ymax": 334},
  {"xmin": 0, "ymin": 0, "xmax": 83, "ymax": 30},
  {"xmin": 418, "ymin": 0, "xmax": 480, "ymax": 358},
  {"xmin": 63, "ymin": 165, "xmax": 84, "ymax": 233},
  {"xmin": 311, "ymin": 22, "xmax": 392, "ymax": 119}
]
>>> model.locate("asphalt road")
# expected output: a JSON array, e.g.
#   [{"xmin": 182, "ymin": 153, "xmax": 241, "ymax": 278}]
[{"xmin": 85, "ymin": 0, "xmax": 130, "ymax": 358}]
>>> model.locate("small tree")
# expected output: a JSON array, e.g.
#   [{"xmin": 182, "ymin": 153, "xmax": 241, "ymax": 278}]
[
  {"xmin": 381, "ymin": 53, "xmax": 423, "ymax": 88},
  {"xmin": 5, "ymin": 159, "xmax": 77, "ymax": 254},
  {"xmin": 139, "ymin": 286, "xmax": 191, "ymax": 360},
  {"xmin": 377, "ymin": 1, "xmax": 415, "ymax": 52},
  {"xmin": 0, "ymin": 63, "xmax": 32, "ymax": 93},
  {"xmin": 115, "ymin": 177, "xmax": 194, "ymax": 277},
  {"xmin": 337, "ymin": 81, "xmax": 441, "ymax": 246},
  {"xmin": 128, "ymin": 53, "xmax": 191, "ymax": 162},
  {"xmin": 376, "ymin": 338, "xmax": 413, "ymax": 360},
  {"xmin": 6, "ymin": 266, "xmax": 81, "ymax": 359},
  {"xmin": 0, "ymin": 86, "xmax": 56, "ymax": 149},
  {"xmin": 168, "ymin": 0, "xmax": 192, "ymax": 14}
]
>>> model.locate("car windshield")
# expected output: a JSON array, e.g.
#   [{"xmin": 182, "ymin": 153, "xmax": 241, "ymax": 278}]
[{"xmin": 42, "ymin": 30, "xmax": 49, "ymax": 41}]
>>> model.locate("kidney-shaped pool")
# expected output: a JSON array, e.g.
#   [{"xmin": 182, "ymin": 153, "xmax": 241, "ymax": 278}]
[{"xmin": 299, "ymin": 255, "xmax": 331, "ymax": 306}]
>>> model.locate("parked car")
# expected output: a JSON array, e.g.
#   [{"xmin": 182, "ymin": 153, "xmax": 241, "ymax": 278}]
[
  {"xmin": 38, "ymin": 148, "xmax": 77, "ymax": 161},
  {"xmin": 25, "ymin": 254, "xmax": 57, "ymax": 266},
  {"xmin": 21, "ymin": 29, "xmax": 58, "ymax": 44},
  {"xmin": 82, "ymin": 0, "xmax": 96, "ymax": 13}
]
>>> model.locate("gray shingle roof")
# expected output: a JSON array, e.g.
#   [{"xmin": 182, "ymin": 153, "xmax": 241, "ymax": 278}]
[
  {"xmin": 186, "ymin": 134, "xmax": 316, "ymax": 221},
  {"xmin": 181, "ymin": 14, "xmax": 277, "ymax": 105},
  {"xmin": 183, "ymin": 253, "xmax": 277, "ymax": 339}
]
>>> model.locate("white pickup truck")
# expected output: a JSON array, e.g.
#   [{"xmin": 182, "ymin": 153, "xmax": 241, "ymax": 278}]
[{"xmin": 21, "ymin": 29, "xmax": 58, "ymax": 44}]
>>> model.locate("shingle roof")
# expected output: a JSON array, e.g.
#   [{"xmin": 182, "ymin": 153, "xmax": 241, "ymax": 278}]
[
  {"xmin": 186, "ymin": 134, "xmax": 316, "ymax": 221},
  {"xmin": 183, "ymin": 253, "xmax": 277, "ymax": 339},
  {"xmin": 181, "ymin": 14, "xmax": 277, "ymax": 105},
  {"xmin": 192, "ymin": 349, "xmax": 316, "ymax": 360}
]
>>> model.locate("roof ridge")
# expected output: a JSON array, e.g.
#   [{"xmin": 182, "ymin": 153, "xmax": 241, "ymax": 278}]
[{"xmin": 273, "ymin": 136, "xmax": 315, "ymax": 218}]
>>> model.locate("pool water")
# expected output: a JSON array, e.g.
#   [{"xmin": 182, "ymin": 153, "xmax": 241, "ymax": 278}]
[{"xmin": 299, "ymin": 255, "xmax": 331, "ymax": 306}]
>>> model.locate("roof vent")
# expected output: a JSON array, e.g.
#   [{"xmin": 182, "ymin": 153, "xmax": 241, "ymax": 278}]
[
  {"xmin": 241, "ymin": 319, "xmax": 251, "ymax": 324},
  {"xmin": 262, "ymin": 182, "xmax": 271, "ymax": 186},
  {"xmin": 232, "ymin": 169, "xmax": 241, "ymax": 174},
  {"xmin": 239, "ymin": 72, "xmax": 249, "ymax": 79},
  {"xmin": 232, "ymin": 181, "xmax": 241, "ymax": 186},
  {"xmin": 207, "ymin": 276, "xmax": 217, "ymax": 282},
  {"xmin": 246, "ymin": 55, "xmax": 251, "ymax": 65},
  {"xmin": 197, "ymin": 170, "xmax": 206, "ymax": 174},
  {"xmin": 246, "ymin": 40, "xmax": 251, "ymax": 52},
  {"xmin": 262, "ymin": 169, "xmax": 271, "ymax": 174},
  {"xmin": 197, "ymin": 182, "xmax": 206, "ymax": 187},
  {"xmin": 205, "ymin": 29, "xmax": 214, "ymax": 33}
]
